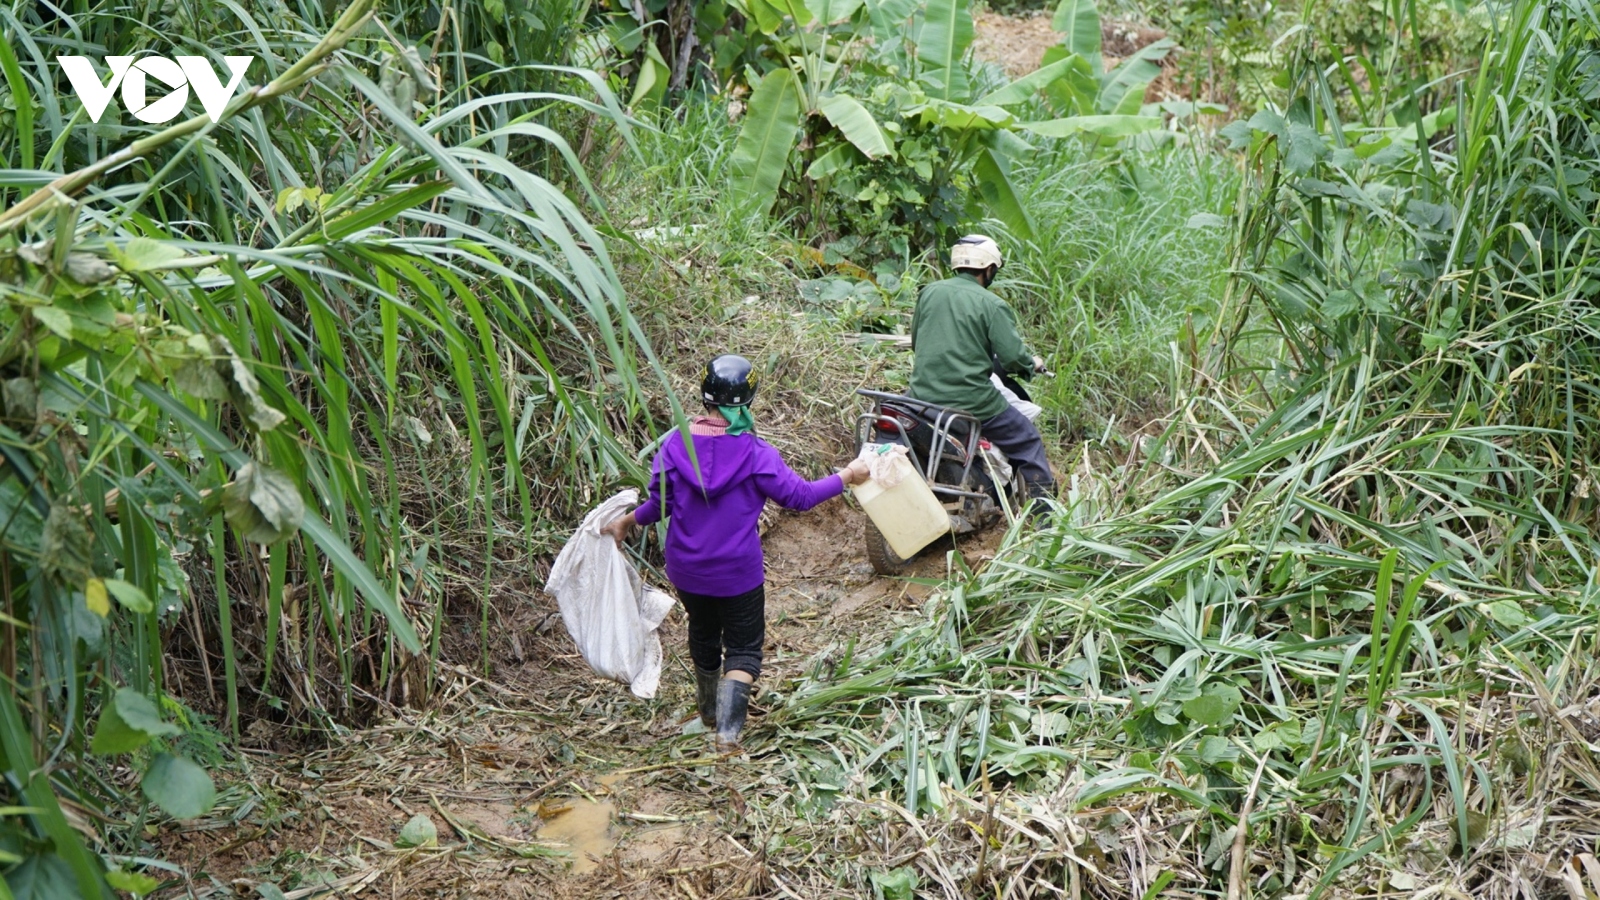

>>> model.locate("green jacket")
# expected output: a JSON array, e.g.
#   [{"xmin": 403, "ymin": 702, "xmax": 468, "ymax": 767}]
[{"xmin": 907, "ymin": 273, "xmax": 1034, "ymax": 421}]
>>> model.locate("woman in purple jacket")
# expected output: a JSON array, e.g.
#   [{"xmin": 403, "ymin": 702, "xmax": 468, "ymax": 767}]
[{"xmin": 604, "ymin": 355, "xmax": 870, "ymax": 748}]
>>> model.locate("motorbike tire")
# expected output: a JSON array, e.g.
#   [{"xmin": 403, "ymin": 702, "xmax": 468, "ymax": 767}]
[{"xmin": 864, "ymin": 519, "xmax": 913, "ymax": 576}]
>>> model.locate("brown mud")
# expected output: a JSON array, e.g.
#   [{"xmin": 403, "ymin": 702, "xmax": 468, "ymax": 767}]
[
  {"xmin": 972, "ymin": 11, "xmax": 1184, "ymax": 105},
  {"xmin": 156, "ymin": 497, "xmax": 1005, "ymax": 898},
  {"xmin": 973, "ymin": 10, "xmax": 1172, "ymax": 75}
]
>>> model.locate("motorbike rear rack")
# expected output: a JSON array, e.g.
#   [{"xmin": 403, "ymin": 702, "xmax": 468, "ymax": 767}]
[{"xmin": 854, "ymin": 389, "xmax": 990, "ymax": 505}]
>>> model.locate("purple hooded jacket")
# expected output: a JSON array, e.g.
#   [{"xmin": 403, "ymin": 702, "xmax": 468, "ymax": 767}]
[{"xmin": 633, "ymin": 426, "xmax": 844, "ymax": 597}]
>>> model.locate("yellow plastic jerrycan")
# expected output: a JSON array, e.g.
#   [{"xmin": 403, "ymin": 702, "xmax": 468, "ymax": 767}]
[{"xmin": 850, "ymin": 443, "xmax": 950, "ymax": 559}]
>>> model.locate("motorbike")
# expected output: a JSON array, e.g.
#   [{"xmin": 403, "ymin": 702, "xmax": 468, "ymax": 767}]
[{"xmin": 853, "ymin": 367, "xmax": 1036, "ymax": 575}]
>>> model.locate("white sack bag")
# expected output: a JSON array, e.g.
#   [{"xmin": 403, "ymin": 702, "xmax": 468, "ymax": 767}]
[
  {"xmin": 545, "ymin": 489, "xmax": 676, "ymax": 698},
  {"xmin": 990, "ymin": 373, "xmax": 1043, "ymax": 421}
]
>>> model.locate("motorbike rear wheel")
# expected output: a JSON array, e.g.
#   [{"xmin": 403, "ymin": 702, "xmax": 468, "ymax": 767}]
[{"xmin": 864, "ymin": 520, "xmax": 913, "ymax": 576}]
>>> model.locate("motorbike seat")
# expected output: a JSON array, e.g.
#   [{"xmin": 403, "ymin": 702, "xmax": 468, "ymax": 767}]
[
  {"xmin": 856, "ymin": 389, "xmax": 977, "ymax": 424},
  {"xmin": 858, "ymin": 390, "xmax": 979, "ymax": 456}
]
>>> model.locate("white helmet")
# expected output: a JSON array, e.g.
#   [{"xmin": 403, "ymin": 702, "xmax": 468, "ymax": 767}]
[{"xmin": 950, "ymin": 234, "xmax": 1003, "ymax": 272}]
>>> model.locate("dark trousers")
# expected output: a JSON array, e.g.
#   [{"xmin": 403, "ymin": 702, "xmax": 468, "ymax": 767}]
[
  {"xmin": 980, "ymin": 405, "xmax": 1055, "ymax": 495},
  {"xmin": 677, "ymin": 585, "xmax": 765, "ymax": 679}
]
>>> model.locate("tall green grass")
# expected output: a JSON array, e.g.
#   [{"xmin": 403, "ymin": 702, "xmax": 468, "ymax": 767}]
[
  {"xmin": 1003, "ymin": 143, "xmax": 1238, "ymax": 432},
  {"xmin": 755, "ymin": 0, "xmax": 1600, "ymax": 895},
  {"xmin": 601, "ymin": 96, "xmax": 1239, "ymax": 443},
  {"xmin": 0, "ymin": 0, "xmax": 684, "ymax": 891}
]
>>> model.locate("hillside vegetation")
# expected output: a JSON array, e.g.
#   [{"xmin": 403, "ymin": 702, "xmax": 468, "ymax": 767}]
[{"xmin": 0, "ymin": 0, "xmax": 1593, "ymax": 896}]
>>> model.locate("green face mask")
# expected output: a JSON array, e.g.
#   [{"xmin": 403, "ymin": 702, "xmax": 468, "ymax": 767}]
[{"xmin": 716, "ymin": 405, "xmax": 754, "ymax": 436}]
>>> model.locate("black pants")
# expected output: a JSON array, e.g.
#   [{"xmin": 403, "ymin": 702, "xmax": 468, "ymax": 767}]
[
  {"xmin": 980, "ymin": 405, "xmax": 1055, "ymax": 495},
  {"xmin": 677, "ymin": 585, "xmax": 765, "ymax": 679}
]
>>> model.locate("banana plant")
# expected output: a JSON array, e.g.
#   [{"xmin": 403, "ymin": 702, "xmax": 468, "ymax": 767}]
[
  {"xmin": 1027, "ymin": 0, "xmax": 1173, "ymax": 138},
  {"xmin": 728, "ymin": 0, "xmax": 890, "ymax": 214},
  {"xmin": 728, "ymin": 0, "xmax": 1168, "ymax": 239}
]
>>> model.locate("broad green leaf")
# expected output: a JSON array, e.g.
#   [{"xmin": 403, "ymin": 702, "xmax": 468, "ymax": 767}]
[
  {"xmin": 1051, "ymin": 0, "xmax": 1101, "ymax": 72},
  {"xmin": 806, "ymin": 0, "xmax": 863, "ymax": 23},
  {"xmin": 865, "ymin": 0, "xmax": 919, "ymax": 40},
  {"xmin": 1107, "ymin": 78, "xmax": 1148, "ymax": 116},
  {"xmin": 730, "ymin": 67, "xmax": 803, "ymax": 215},
  {"xmin": 90, "ymin": 704, "xmax": 151, "ymax": 756},
  {"xmin": 1252, "ymin": 719, "xmax": 1304, "ymax": 752},
  {"xmin": 115, "ymin": 237, "xmax": 186, "ymax": 272},
  {"xmin": 51, "ymin": 293, "xmax": 115, "ymax": 341},
  {"xmin": 745, "ymin": 0, "xmax": 785, "ymax": 33},
  {"xmin": 975, "ymin": 56, "xmax": 1085, "ymax": 108},
  {"xmin": 1182, "ymin": 683, "xmax": 1242, "ymax": 726},
  {"xmin": 805, "ymin": 143, "xmax": 858, "ymax": 180},
  {"xmin": 1159, "ymin": 99, "xmax": 1230, "ymax": 117},
  {"xmin": 396, "ymin": 814, "xmax": 438, "ymax": 848},
  {"xmin": 1285, "ymin": 121, "xmax": 1330, "ymax": 174},
  {"xmin": 768, "ymin": 0, "xmax": 815, "ymax": 26},
  {"xmin": 817, "ymin": 94, "xmax": 890, "ymax": 158},
  {"xmin": 986, "ymin": 127, "xmax": 1036, "ymax": 158},
  {"xmin": 1039, "ymin": 48, "xmax": 1098, "ymax": 116},
  {"xmin": 105, "ymin": 870, "xmax": 160, "ymax": 896},
  {"xmin": 1485, "ymin": 600, "xmax": 1532, "ymax": 628},
  {"xmin": 916, "ymin": 99, "xmax": 1013, "ymax": 130},
  {"xmin": 1323, "ymin": 289, "xmax": 1360, "ymax": 319},
  {"xmin": 870, "ymin": 868, "xmax": 918, "ymax": 900},
  {"xmin": 1022, "ymin": 114, "xmax": 1161, "ymax": 138},
  {"xmin": 223, "ymin": 462, "xmax": 305, "ymax": 545},
  {"xmin": 1248, "ymin": 108, "xmax": 1288, "ymax": 140},
  {"xmin": 30, "ymin": 306, "xmax": 73, "ymax": 340},
  {"xmin": 1357, "ymin": 277, "xmax": 1391, "ymax": 313},
  {"xmin": 1420, "ymin": 104, "xmax": 1458, "ymax": 138},
  {"xmin": 973, "ymin": 143, "xmax": 1036, "ymax": 239},
  {"xmin": 1097, "ymin": 39, "xmax": 1172, "ymax": 114},
  {"xmin": 916, "ymin": 0, "xmax": 974, "ymax": 101},
  {"xmin": 629, "ymin": 44, "xmax": 669, "ymax": 111},
  {"xmin": 5, "ymin": 854, "xmax": 79, "ymax": 900},
  {"xmin": 142, "ymin": 753, "xmax": 216, "ymax": 820},
  {"xmin": 1196, "ymin": 735, "xmax": 1239, "ymax": 765},
  {"xmin": 104, "ymin": 578, "xmax": 153, "ymax": 613},
  {"xmin": 91, "ymin": 688, "xmax": 181, "ymax": 755}
]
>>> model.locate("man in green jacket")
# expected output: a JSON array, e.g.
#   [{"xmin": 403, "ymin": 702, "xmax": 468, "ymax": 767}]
[{"xmin": 908, "ymin": 234, "xmax": 1055, "ymax": 504}]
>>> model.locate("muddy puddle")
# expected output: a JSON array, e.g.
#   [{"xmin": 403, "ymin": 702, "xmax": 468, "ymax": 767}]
[
  {"xmin": 536, "ymin": 773, "xmax": 629, "ymax": 874},
  {"xmin": 538, "ymin": 798, "xmax": 616, "ymax": 874}
]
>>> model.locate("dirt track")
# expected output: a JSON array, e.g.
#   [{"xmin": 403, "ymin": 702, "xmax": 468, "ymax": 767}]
[{"xmin": 157, "ymin": 497, "xmax": 1004, "ymax": 897}]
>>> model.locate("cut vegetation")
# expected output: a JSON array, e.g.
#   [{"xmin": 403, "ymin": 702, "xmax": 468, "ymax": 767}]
[{"xmin": 0, "ymin": 0, "xmax": 1592, "ymax": 897}]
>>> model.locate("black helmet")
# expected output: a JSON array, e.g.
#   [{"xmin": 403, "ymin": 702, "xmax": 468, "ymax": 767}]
[{"xmin": 701, "ymin": 354, "xmax": 758, "ymax": 407}]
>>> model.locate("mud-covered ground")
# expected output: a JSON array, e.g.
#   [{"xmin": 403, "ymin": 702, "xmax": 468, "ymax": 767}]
[
  {"xmin": 156, "ymin": 497, "xmax": 1004, "ymax": 898},
  {"xmin": 972, "ymin": 9, "xmax": 1172, "ymax": 77},
  {"xmin": 146, "ymin": 14, "xmax": 1106, "ymax": 895}
]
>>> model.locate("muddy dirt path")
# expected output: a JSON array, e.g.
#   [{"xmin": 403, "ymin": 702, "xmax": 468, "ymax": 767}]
[{"xmin": 160, "ymin": 502, "xmax": 1002, "ymax": 898}]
